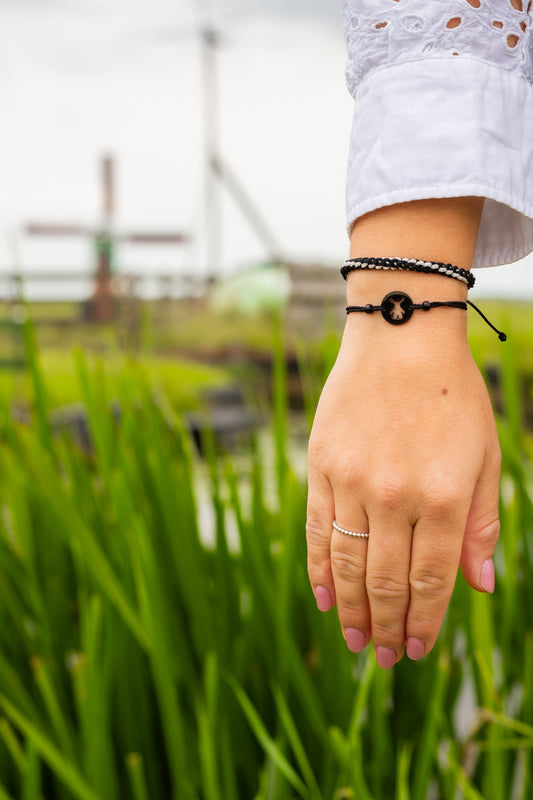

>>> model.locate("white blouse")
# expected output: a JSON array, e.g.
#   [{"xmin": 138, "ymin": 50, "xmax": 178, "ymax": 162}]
[{"xmin": 344, "ymin": 0, "xmax": 533, "ymax": 267}]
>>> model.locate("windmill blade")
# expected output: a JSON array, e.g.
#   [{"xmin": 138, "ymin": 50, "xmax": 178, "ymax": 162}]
[
  {"xmin": 210, "ymin": 154, "xmax": 282, "ymax": 262},
  {"xmin": 117, "ymin": 232, "xmax": 190, "ymax": 245},
  {"xmin": 25, "ymin": 223, "xmax": 95, "ymax": 237}
]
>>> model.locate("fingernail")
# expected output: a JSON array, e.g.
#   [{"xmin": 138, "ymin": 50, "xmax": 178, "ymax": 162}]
[
  {"xmin": 344, "ymin": 628, "xmax": 367, "ymax": 653},
  {"xmin": 375, "ymin": 646, "xmax": 396, "ymax": 669},
  {"xmin": 406, "ymin": 637, "xmax": 426, "ymax": 661},
  {"xmin": 314, "ymin": 586, "xmax": 333, "ymax": 612},
  {"xmin": 481, "ymin": 559, "xmax": 495, "ymax": 594}
]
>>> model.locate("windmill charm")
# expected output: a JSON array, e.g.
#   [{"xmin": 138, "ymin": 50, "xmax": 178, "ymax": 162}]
[{"xmin": 25, "ymin": 155, "xmax": 190, "ymax": 321}]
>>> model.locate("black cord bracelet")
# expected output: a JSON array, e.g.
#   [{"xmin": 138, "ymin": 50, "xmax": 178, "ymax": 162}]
[
  {"xmin": 346, "ymin": 291, "xmax": 507, "ymax": 341},
  {"xmin": 342, "ymin": 256, "xmax": 476, "ymax": 290}
]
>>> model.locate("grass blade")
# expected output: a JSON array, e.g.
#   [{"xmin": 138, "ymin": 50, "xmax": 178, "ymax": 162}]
[
  {"xmin": 226, "ymin": 675, "xmax": 317, "ymax": 800},
  {"xmin": 0, "ymin": 694, "xmax": 99, "ymax": 800}
]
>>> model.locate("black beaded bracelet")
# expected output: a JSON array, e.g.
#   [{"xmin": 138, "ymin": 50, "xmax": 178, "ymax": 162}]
[
  {"xmin": 341, "ymin": 256, "xmax": 476, "ymax": 290},
  {"xmin": 346, "ymin": 290, "xmax": 507, "ymax": 341}
]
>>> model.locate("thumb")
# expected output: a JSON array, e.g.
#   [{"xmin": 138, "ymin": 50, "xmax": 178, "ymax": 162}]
[{"xmin": 460, "ymin": 452, "xmax": 501, "ymax": 594}]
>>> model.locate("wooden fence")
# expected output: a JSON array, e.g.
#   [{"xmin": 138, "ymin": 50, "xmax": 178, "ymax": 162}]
[{"xmin": 0, "ymin": 271, "xmax": 208, "ymax": 304}]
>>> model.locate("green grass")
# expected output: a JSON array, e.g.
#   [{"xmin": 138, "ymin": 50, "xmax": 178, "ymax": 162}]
[
  {"xmin": 0, "ymin": 348, "xmax": 230, "ymax": 414},
  {"xmin": 0, "ymin": 299, "xmax": 280, "ymax": 358},
  {"xmin": 0, "ymin": 313, "xmax": 531, "ymax": 798}
]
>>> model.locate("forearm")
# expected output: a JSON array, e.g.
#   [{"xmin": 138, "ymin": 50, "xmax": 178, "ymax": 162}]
[{"xmin": 349, "ymin": 197, "xmax": 484, "ymax": 266}]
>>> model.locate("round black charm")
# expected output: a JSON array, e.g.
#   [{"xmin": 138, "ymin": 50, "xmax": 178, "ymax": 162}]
[{"xmin": 381, "ymin": 291, "xmax": 414, "ymax": 325}]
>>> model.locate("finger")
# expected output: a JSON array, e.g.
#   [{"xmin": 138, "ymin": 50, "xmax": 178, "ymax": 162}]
[
  {"xmin": 366, "ymin": 493, "xmax": 412, "ymax": 668},
  {"xmin": 306, "ymin": 465, "xmax": 336, "ymax": 612},
  {"xmin": 330, "ymin": 497, "xmax": 370, "ymax": 654},
  {"xmin": 405, "ymin": 498, "xmax": 467, "ymax": 661},
  {"xmin": 460, "ymin": 450, "xmax": 501, "ymax": 594}
]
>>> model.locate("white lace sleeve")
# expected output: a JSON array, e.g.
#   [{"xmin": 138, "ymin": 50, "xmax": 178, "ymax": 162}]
[{"xmin": 344, "ymin": 0, "xmax": 533, "ymax": 267}]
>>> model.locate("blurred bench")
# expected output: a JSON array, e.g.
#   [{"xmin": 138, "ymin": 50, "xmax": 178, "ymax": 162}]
[
  {"xmin": 186, "ymin": 386, "xmax": 260, "ymax": 453},
  {"xmin": 11, "ymin": 387, "xmax": 259, "ymax": 456}
]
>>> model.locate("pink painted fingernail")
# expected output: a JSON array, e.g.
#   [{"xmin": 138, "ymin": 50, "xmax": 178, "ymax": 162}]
[
  {"xmin": 314, "ymin": 586, "xmax": 333, "ymax": 612},
  {"xmin": 375, "ymin": 646, "xmax": 397, "ymax": 670},
  {"xmin": 344, "ymin": 628, "xmax": 367, "ymax": 653},
  {"xmin": 406, "ymin": 637, "xmax": 426, "ymax": 661},
  {"xmin": 481, "ymin": 559, "xmax": 495, "ymax": 594}
]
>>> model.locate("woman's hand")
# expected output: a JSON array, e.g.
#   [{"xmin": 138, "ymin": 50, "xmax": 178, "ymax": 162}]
[{"xmin": 306, "ymin": 271, "xmax": 501, "ymax": 667}]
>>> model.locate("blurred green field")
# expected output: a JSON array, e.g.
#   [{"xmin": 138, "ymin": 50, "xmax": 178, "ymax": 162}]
[
  {"xmin": 0, "ymin": 301, "xmax": 239, "ymax": 412},
  {"xmin": 0, "ymin": 298, "xmax": 531, "ymax": 417},
  {"xmin": 1, "ymin": 296, "xmax": 531, "ymax": 361},
  {"xmin": 0, "ymin": 348, "xmax": 231, "ymax": 415},
  {"xmin": 0, "ymin": 300, "xmax": 281, "ymax": 360}
]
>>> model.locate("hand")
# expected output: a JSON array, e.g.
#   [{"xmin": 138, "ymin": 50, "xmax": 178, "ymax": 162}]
[{"xmin": 306, "ymin": 274, "xmax": 501, "ymax": 667}]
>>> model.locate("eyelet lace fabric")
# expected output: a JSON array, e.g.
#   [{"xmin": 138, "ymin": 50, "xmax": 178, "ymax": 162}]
[{"xmin": 344, "ymin": 0, "xmax": 533, "ymax": 96}]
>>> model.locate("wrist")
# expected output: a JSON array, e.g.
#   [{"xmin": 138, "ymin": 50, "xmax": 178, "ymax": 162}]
[
  {"xmin": 341, "ymin": 272, "xmax": 471, "ymax": 357},
  {"xmin": 345, "ymin": 269, "xmax": 468, "ymax": 307}
]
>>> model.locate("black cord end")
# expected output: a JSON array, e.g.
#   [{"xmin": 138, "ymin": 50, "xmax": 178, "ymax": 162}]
[{"xmin": 467, "ymin": 300, "xmax": 508, "ymax": 342}]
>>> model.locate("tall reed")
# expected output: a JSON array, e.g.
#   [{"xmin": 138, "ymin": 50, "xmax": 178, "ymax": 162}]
[{"xmin": 0, "ymin": 314, "xmax": 530, "ymax": 798}]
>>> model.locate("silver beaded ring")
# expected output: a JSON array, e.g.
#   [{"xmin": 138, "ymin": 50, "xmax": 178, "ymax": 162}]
[{"xmin": 333, "ymin": 521, "xmax": 370, "ymax": 539}]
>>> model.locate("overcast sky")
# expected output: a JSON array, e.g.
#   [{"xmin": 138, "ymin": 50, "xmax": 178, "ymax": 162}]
[{"xmin": 1, "ymin": 0, "xmax": 531, "ymax": 299}]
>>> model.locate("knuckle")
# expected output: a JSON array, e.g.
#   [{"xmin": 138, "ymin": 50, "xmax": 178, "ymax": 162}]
[
  {"xmin": 371, "ymin": 614, "xmax": 405, "ymax": 641},
  {"xmin": 305, "ymin": 518, "xmax": 330, "ymax": 554},
  {"xmin": 472, "ymin": 517, "xmax": 501, "ymax": 550},
  {"xmin": 336, "ymin": 600, "xmax": 367, "ymax": 620},
  {"xmin": 419, "ymin": 482, "xmax": 461, "ymax": 517},
  {"xmin": 371, "ymin": 476, "xmax": 407, "ymax": 512},
  {"xmin": 409, "ymin": 568, "xmax": 452, "ymax": 599},
  {"xmin": 331, "ymin": 548, "xmax": 366, "ymax": 582},
  {"xmin": 333, "ymin": 459, "xmax": 364, "ymax": 492},
  {"xmin": 366, "ymin": 573, "xmax": 408, "ymax": 603},
  {"xmin": 308, "ymin": 440, "xmax": 330, "ymax": 472},
  {"xmin": 306, "ymin": 516, "xmax": 328, "ymax": 541}
]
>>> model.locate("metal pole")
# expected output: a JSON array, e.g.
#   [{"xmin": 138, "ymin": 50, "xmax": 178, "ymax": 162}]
[
  {"xmin": 101, "ymin": 153, "xmax": 115, "ymax": 228},
  {"xmin": 200, "ymin": 20, "xmax": 222, "ymax": 279},
  {"xmin": 91, "ymin": 154, "xmax": 116, "ymax": 321}
]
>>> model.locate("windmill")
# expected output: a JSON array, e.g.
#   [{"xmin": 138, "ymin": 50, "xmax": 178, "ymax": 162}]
[{"xmin": 25, "ymin": 154, "xmax": 190, "ymax": 321}]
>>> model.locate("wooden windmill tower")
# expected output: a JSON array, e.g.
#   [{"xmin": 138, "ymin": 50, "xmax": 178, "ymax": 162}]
[{"xmin": 25, "ymin": 154, "xmax": 190, "ymax": 321}]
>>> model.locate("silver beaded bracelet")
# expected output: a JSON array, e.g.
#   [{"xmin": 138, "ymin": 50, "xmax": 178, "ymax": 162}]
[{"xmin": 341, "ymin": 256, "xmax": 475, "ymax": 289}]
